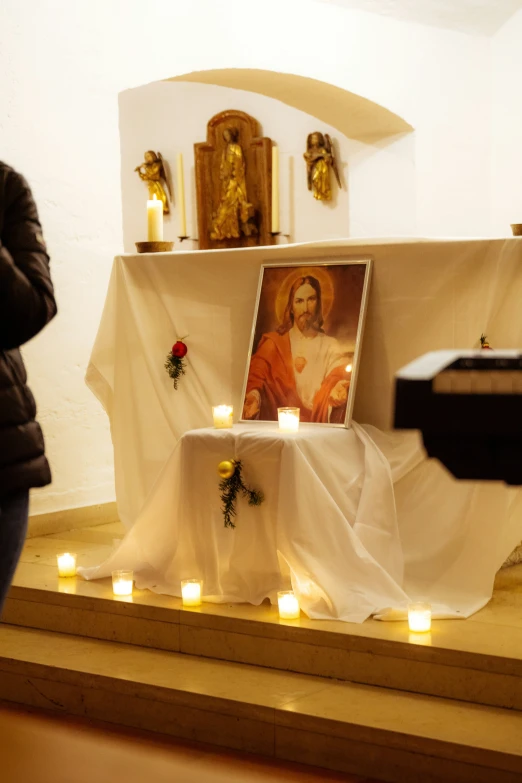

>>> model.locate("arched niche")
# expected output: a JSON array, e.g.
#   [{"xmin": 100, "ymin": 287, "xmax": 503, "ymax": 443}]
[
  {"xmin": 167, "ymin": 69, "xmax": 413, "ymax": 145},
  {"xmin": 120, "ymin": 68, "xmax": 416, "ymax": 250}
]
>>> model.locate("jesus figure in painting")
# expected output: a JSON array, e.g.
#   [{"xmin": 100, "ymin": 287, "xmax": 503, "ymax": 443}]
[{"xmin": 242, "ymin": 275, "xmax": 351, "ymax": 424}]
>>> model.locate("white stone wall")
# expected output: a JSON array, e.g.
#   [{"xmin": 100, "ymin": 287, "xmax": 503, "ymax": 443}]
[
  {"xmin": 0, "ymin": 0, "xmax": 494, "ymax": 513},
  {"xmin": 492, "ymin": 9, "xmax": 522, "ymax": 235}
]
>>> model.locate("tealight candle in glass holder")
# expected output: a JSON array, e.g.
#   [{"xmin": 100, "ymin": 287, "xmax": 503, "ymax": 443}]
[
  {"xmin": 181, "ymin": 579, "xmax": 202, "ymax": 607},
  {"xmin": 408, "ymin": 601, "xmax": 432, "ymax": 633},
  {"xmin": 57, "ymin": 552, "xmax": 77, "ymax": 578},
  {"xmin": 112, "ymin": 570, "xmax": 134, "ymax": 596},
  {"xmin": 278, "ymin": 407, "xmax": 300, "ymax": 432},
  {"xmin": 278, "ymin": 590, "xmax": 300, "ymax": 620},
  {"xmin": 213, "ymin": 405, "xmax": 233, "ymax": 429}
]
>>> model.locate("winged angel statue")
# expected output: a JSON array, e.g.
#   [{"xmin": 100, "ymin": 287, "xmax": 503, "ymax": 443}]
[
  {"xmin": 304, "ymin": 132, "xmax": 342, "ymax": 201},
  {"xmin": 135, "ymin": 150, "xmax": 171, "ymax": 213}
]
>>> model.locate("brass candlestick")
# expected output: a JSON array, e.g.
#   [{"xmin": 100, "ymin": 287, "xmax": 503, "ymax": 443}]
[{"xmin": 135, "ymin": 241, "xmax": 174, "ymax": 253}]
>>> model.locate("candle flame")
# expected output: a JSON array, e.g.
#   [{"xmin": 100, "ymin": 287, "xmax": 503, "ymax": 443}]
[
  {"xmin": 153, "ymin": 193, "xmax": 157, "ymax": 201},
  {"xmin": 346, "ymin": 364, "xmax": 352, "ymax": 372}
]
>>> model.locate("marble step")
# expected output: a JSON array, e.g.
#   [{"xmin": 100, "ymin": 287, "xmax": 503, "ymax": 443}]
[
  {"xmin": 6, "ymin": 561, "xmax": 522, "ymax": 712},
  {"xmin": 0, "ymin": 624, "xmax": 521, "ymax": 783}
]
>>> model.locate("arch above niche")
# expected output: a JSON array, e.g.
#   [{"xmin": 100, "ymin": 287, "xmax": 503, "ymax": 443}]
[{"xmin": 166, "ymin": 69, "xmax": 413, "ymax": 144}]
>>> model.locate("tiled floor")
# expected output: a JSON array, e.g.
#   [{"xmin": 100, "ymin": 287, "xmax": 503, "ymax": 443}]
[{"xmin": 0, "ymin": 704, "xmax": 381, "ymax": 783}]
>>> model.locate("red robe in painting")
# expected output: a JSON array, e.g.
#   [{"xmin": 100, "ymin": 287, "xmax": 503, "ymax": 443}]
[{"xmin": 245, "ymin": 331, "xmax": 350, "ymax": 423}]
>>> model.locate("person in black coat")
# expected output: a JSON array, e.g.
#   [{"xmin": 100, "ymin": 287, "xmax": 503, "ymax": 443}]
[{"xmin": 0, "ymin": 161, "xmax": 57, "ymax": 612}]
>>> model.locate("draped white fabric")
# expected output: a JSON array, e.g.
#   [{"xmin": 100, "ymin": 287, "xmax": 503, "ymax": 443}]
[{"xmin": 81, "ymin": 238, "xmax": 522, "ymax": 622}]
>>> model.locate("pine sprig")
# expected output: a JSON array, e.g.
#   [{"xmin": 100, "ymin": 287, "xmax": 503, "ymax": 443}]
[
  {"xmin": 219, "ymin": 460, "xmax": 264, "ymax": 529},
  {"xmin": 164, "ymin": 353, "xmax": 186, "ymax": 389}
]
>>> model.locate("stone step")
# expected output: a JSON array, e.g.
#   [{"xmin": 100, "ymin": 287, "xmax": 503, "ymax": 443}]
[
  {"xmin": 5, "ymin": 560, "xmax": 522, "ymax": 711},
  {"xmin": 0, "ymin": 624, "xmax": 521, "ymax": 783}
]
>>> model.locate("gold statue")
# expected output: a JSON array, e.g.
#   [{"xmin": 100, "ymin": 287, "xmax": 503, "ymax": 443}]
[
  {"xmin": 304, "ymin": 132, "xmax": 341, "ymax": 201},
  {"xmin": 211, "ymin": 128, "xmax": 256, "ymax": 240},
  {"xmin": 135, "ymin": 151, "xmax": 170, "ymax": 214}
]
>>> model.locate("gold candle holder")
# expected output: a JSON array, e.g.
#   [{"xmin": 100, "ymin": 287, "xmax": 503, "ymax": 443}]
[{"xmin": 135, "ymin": 241, "xmax": 174, "ymax": 253}]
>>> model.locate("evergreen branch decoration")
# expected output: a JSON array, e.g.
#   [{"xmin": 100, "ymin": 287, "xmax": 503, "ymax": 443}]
[
  {"xmin": 164, "ymin": 353, "xmax": 186, "ymax": 389},
  {"xmin": 218, "ymin": 459, "xmax": 264, "ymax": 529}
]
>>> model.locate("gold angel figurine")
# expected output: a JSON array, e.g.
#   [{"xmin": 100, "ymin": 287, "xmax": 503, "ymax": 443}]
[
  {"xmin": 210, "ymin": 128, "xmax": 256, "ymax": 240},
  {"xmin": 135, "ymin": 151, "xmax": 171, "ymax": 214},
  {"xmin": 304, "ymin": 132, "xmax": 342, "ymax": 201}
]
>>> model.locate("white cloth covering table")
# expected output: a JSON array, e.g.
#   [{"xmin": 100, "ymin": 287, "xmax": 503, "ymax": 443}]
[{"xmin": 81, "ymin": 238, "xmax": 522, "ymax": 622}]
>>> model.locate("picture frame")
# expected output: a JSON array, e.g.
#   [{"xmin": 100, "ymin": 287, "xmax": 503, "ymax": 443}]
[{"xmin": 240, "ymin": 257, "xmax": 372, "ymax": 428}]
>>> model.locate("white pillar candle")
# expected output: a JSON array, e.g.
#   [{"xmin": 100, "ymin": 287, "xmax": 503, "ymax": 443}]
[
  {"xmin": 278, "ymin": 407, "xmax": 299, "ymax": 432},
  {"xmin": 213, "ymin": 405, "xmax": 233, "ymax": 429},
  {"xmin": 181, "ymin": 579, "xmax": 202, "ymax": 607},
  {"xmin": 112, "ymin": 570, "xmax": 134, "ymax": 596},
  {"xmin": 147, "ymin": 194, "xmax": 163, "ymax": 241},
  {"xmin": 271, "ymin": 145, "xmax": 280, "ymax": 234},
  {"xmin": 177, "ymin": 153, "xmax": 187, "ymax": 237},
  {"xmin": 280, "ymin": 152, "xmax": 292, "ymax": 239},
  {"xmin": 57, "ymin": 552, "xmax": 77, "ymax": 578},
  {"xmin": 408, "ymin": 602, "xmax": 432, "ymax": 632},
  {"xmin": 278, "ymin": 591, "xmax": 300, "ymax": 620}
]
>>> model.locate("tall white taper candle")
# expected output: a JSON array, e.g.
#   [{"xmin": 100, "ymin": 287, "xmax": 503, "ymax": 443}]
[
  {"xmin": 271, "ymin": 145, "xmax": 280, "ymax": 234},
  {"xmin": 177, "ymin": 153, "xmax": 187, "ymax": 237}
]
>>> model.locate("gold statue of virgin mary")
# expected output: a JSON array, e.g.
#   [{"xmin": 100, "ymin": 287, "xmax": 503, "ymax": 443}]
[{"xmin": 210, "ymin": 128, "xmax": 256, "ymax": 240}]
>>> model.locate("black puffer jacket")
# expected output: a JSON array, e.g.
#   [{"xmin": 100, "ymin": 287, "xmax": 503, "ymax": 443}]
[{"xmin": 0, "ymin": 162, "xmax": 57, "ymax": 499}]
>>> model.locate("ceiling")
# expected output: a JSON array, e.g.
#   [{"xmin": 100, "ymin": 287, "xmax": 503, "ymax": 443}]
[{"xmin": 314, "ymin": 0, "xmax": 522, "ymax": 36}]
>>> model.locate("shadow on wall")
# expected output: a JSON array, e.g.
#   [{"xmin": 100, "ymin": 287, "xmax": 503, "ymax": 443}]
[{"xmin": 168, "ymin": 68, "xmax": 414, "ymax": 144}]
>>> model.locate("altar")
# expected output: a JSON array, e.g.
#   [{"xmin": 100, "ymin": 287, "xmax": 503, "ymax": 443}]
[{"xmin": 82, "ymin": 238, "xmax": 522, "ymax": 622}]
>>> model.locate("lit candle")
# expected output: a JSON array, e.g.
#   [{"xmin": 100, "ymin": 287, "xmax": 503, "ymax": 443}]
[
  {"xmin": 408, "ymin": 602, "xmax": 432, "ymax": 632},
  {"xmin": 271, "ymin": 144, "xmax": 280, "ymax": 234},
  {"xmin": 181, "ymin": 579, "xmax": 202, "ymax": 607},
  {"xmin": 278, "ymin": 591, "xmax": 300, "ymax": 620},
  {"xmin": 57, "ymin": 552, "xmax": 77, "ymax": 578},
  {"xmin": 177, "ymin": 152, "xmax": 187, "ymax": 237},
  {"xmin": 147, "ymin": 194, "xmax": 163, "ymax": 241},
  {"xmin": 213, "ymin": 405, "xmax": 233, "ymax": 429},
  {"xmin": 112, "ymin": 570, "xmax": 134, "ymax": 596},
  {"xmin": 278, "ymin": 407, "xmax": 299, "ymax": 432}
]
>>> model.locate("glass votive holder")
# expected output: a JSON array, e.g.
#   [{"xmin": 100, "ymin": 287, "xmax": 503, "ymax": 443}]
[
  {"xmin": 278, "ymin": 407, "xmax": 300, "ymax": 432},
  {"xmin": 112, "ymin": 570, "xmax": 134, "ymax": 596},
  {"xmin": 277, "ymin": 590, "xmax": 301, "ymax": 620},
  {"xmin": 213, "ymin": 405, "xmax": 234, "ymax": 429},
  {"xmin": 408, "ymin": 601, "xmax": 432, "ymax": 633},
  {"xmin": 181, "ymin": 578, "xmax": 202, "ymax": 607},
  {"xmin": 57, "ymin": 552, "xmax": 77, "ymax": 578}
]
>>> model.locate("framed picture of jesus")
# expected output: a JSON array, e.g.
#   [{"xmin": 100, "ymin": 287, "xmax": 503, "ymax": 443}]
[{"xmin": 240, "ymin": 258, "xmax": 372, "ymax": 428}]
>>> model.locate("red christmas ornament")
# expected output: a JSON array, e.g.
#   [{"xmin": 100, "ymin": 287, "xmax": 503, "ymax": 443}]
[{"xmin": 172, "ymin": 340, "xmax": 188, "ymax": 358}]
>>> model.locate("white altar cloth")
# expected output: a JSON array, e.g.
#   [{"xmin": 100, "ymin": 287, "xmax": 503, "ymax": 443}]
[
  {"xmin": 81, "ymin": 420, "xmax": 522, "ymax": 623},
  {"xmin": 81, "ymin": 238, "xmax": 522, "ymax": 622}
]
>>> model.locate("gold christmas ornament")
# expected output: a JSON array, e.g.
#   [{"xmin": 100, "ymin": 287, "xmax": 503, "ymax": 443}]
[{"xmin": 217, "ymin": 459, "xmax": 236, "ymax": 480}]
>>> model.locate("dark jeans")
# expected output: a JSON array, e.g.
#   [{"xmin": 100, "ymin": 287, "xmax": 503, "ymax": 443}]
[{"xmin": 0, "ymin": 491, "xmax": 29, "ymax": 615}]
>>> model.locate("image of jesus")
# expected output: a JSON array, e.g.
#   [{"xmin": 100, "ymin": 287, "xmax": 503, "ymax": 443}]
[{"xmin": 242, "ymin": 275, "xmax": 351, "ymax": 424}]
